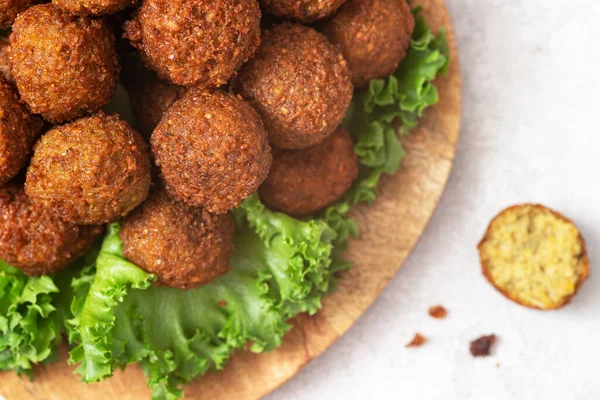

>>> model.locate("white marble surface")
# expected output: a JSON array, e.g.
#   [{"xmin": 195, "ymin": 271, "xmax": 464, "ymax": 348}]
[{"xmin": 267, "ymin": 1, "xmax": 600, "ymax": 399}]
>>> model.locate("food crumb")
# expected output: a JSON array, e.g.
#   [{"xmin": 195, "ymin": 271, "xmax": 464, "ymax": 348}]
[
  {"xmin": 406, "ymin": 333, "xmax": 427, "ymax": 348},
  {"xmin": 496, "ymin": 362, "xmax": 501, "ymax": 368},
  {"xmin": 217, "ymin": 300, "xmax": 227, "ymax": 307},
  {"xmin": 428, "ymin": 305, "xmax": 447, "ymax": 319},
  {"xmin": 470, "ymin": 334, "xmax": 496, "ymax": 357}
]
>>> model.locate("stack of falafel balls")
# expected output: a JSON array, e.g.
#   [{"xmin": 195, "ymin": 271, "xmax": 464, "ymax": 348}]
[{"xmin": 0, "ymin": 0, "xmax": 415, "ymax": 290}]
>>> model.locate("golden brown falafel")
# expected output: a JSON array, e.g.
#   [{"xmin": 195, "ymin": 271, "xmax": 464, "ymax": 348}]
[
  {"xmin": 478, "ymin": 204, "xmax": 589, "ymax": 310},
  {"xmin": 126, "ymin": 71, "xmax": 187, "ymax": 140},
  {"xmin": 260, "ymin": 0, "xmax": 347, "ymax": 23},
  {"xmin": 0, "ymin": 0, "xmax": 42, "ymax": 29},
  {"xmin": 0, "ymin": 183, "xmax": 102, "ymax": 276},
  {"xmin": 123, "ymin": 0, "xmax": 261, "ymax": 88},
  {"xmin": 322, "ymin": 0, "xmax": 415, "ymax": 88},
  {"xmin": 120, "ymin": 188, "xmax": 234, "ymax": 289},
  {"xmin": 259, "ymin": 127, "xmax": 358, "ymax": 217},
  {"xmin": 233, "ymin": 23, "xmax": 353, "ymax": 150},
  {"xmin": 52, "ymin": 0, "xmax": 138, "ymax": 16},
  {"xmin": 9, "ymin": 4, "xmax": 120, "ymax": 123},
  {"xmin": 152, "ymin": 89, "xmax": 272, "ymax": 214},
  {"xmin": 0, "ymin": 77, "xmax": 43, "ymax": 186},
  {"xmin": 26, "ymin": 112, "xmax": 151, "ymax": 225},
  {"xmin": 0, "ymin": 36, "xmax": 13, "ymax": 84}
]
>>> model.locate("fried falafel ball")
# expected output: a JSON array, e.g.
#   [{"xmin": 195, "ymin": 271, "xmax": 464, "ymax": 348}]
[
  {"xmin": 52, "ymin": 0, "xmax": 138, "ymax": 16},
  {"xmin": 0, "ymin": 0, "xmax": 42, "ymax": 29},
  {"xmin": 259, "ymin": 127, "xmax": 358, "ymax": 217},
  {"xmin": 0, "ymin": 36, "xmax": 14, "ymax": 84},
  {"xmin": 0, "ymin": 183, "xmax": 102, "ymax": 276},
  {"xmin": 260, "ymin": 0, "xmax": 347, "ymax": 23},
  {"xmin": 123, "ymin": 0, "xmax": 261, "ymax": 88},
  {"xmin": 152, "ymin": 89, "xmax": 272, "ymax": 214},
  {"xmin": 120, "ymin": 189, "xmax": 234, "ymax": 289},
  {"xmin": 26, "ymin": 112, "xmax": 151, "ymax": 225},
  {"xmin": 478, "ymin": 204, "xmax": 589, "ymax": 310},
  {"xmin": 127, "ymin": 72, "xmax": 187, "ymax": 139},
  {"xmin": 322, "ymin": 0, "xmax": 415, "ymax": 88},
  {"xmin": 0, "ymin": 78, "xmax": 43, "ymax": 186},
  {"xmin": 9, "ymin": 4, "xmax": 120, "ymax": 123},
  {"xmin": 233, "ymin": 23, "xmax": 353, "ymax": 150}
]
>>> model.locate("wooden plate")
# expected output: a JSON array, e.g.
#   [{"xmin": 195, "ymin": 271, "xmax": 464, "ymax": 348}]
[{"xmin": 0, "ymin": 1, "xmax": 461, "ymax": 398}]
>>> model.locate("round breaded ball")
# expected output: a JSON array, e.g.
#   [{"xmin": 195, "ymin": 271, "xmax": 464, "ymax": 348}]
[
  {"xmin": 127, "ymin": 72, "xmax": 187, "ymax": 139},
  {"xmin": 0, "ymin": 36, "xmax": 14, "ymax": 84},
  {"xmin": 0, "ymin": 78, "xmax": 43, "ymax": 186},
  {"xmin": 152, "ymin": 89, "xmax": 272, "ymax": 214},
  {"xmin": 9, "ymin": 4, "xmax": 120, "ymax": 123},
  {"xmin": 478, "ymin": 204, "xmax": 590, "ymax": 310},
  {"xmin": 0, "ymin": 0, "xmax": 41, "ymax": 29},
  {"xmin": 26, "ymin": 112, "xmax": 151, "ymax": 225},
  {"xmin": 259, "ymin": 127, "xmax": 358, "ymax": 217},
  {"xmin": 123, "ymin": 0, "xmax": 261, "ymax": 87},
  {"xmin": 260, "ymin": 0, "xmax": 347, "ymax": 23},
  {"xmin": 52, "ymin": 0, "xmax": 138, "ymax": 16},
  {"xmin": 120, "ymin": 189, "xmax": 234, "ymax": 290},
  {"xmin": 233, "ymin": 23, "xmax": 353, "ymax": 150},
  {"xmin": 322, "ymin": 0, "xmax": 415, "ymax": 88},
  {"xmin": 0, "ymin": 183, "xmax": 103, "ymax": 276}
]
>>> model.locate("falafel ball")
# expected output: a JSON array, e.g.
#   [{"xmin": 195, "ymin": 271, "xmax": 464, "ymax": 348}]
[
  {"xmin": 52, "ymin": 0, "xmax": 138, "ymax": 16},
  {"xmin": 260, "ymin": 0, "xmax": 347, "ymax": 23},
  {"xmin": 322, "ymin": 0, "xmax": 415, "ymax": 88},
  {"xmin": 0, "ymin": 78, "xmax": 43, "ymax": 186},
  {"xmin": 26, "ymin": 112, "xmax": 151, "ymax": 225},
  {"xmin": 0, "ymin": 0, "xmax": 41, "ymax": 29},
  {"xmin": 233, "ymin": 23, "xmax": 353, "ymax": 150},
  {"xmin": 123, "ymin": 0, "xmax": 261, "ymax": 88},
  {"xmin": 152, "ymin": 89, "xmax": 272, "ymax": 214},
  {"xmin": 120, "ymin": 189, "xmax": 235, "ymax": 289},
  {"xmin": 9, "ymin": 4, "xmax": 120, "ymax": 123},
  {"xmin": 259, "ymin": 127, "xmax": 358, "ymax": 217},
  {"xmin": 478, "ymin": 204, "xmax": 589, "ymax": 310},
  {"xmin": 127, "ymin": 72, "xmax": 187, "ymax": 139},
  {"xmin": 0, "ymin": 36, "xmax": 14, "ymax": 84},
  {"xmin": 0, "ymin": 183, "xmax": 103, "ymax": 276}
]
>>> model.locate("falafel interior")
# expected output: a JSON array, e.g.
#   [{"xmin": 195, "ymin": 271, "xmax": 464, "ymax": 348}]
[
  {"xmin": 479, "ymin": 205, "xmax": 589, "ymax": 310},
  {"xmin": 0, "ymin": 4, "xmax": 451, "ymax": 399}
]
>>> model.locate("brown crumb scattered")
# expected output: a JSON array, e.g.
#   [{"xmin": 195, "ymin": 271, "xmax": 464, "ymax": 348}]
[
  {"xmin": 217, "ymin": 300, "xmax": 227, "ymax": 308},
  {"xmin": 428, "ymin": 305, "xmax": 448, "ymax": 319},
  {"xmin": 406, "ymin": 333, "xmax": 427, "ymax": 348},
  {"xmin": 470, "ymin": 334, "xmax": 496, "ymax": 357},
  {"xmin": 496, "ymin": 362, "xmax": 501, "ymax": 368}
]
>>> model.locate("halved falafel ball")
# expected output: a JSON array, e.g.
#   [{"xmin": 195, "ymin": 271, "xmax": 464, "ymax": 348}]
[
  {"xmin": 259, "ymin": 127, "xmax": 358, "ymax": 217},
  {"xmin": 0, "ymin": 0, "xmax": 42, "ymax": 29},
  {"xmin": 52, "ymin": 0, "xmax": 138, "ymax": 16},
  {"xmin": 322, "ymin": 0, "xmax": 415, "ymax": 88},
  {"xmin": 478, "ymin": 204, "xmax": 589, "ymax": 310},
  {"xmin": 120, "ymin": 189, "xmax": 234, "ymax": 290},
  {"xmin": 0, "ymin": 183, "xmax": 102, "ymax": 276},
  {"xmin": 0, "ymin": 36, "xmax": 13, "ymax": 84},
  {"xmin": 123, "ymin": 0, "xmax": 261, "ymax": 88},
  {"xmin": 233, "ymin": 23, "xmax": 353, "ymax": 150},
  {"xmin": 260, "ymin": 0, "xmax": 347, "ymax": 23},
  {"xmin": 9, "ymin": 4, "xmax": 120, "ymax": 123},
  {"xmin": 0, "ymin": 78, "xmax": 43, "ymax": 186},
  {"xmin": 26, "ymin": 112, "xmax": 151, "ymax": 225},
  {"xmin": 152, "ymin": 89, "xmax": 272, "ymax": 214}
]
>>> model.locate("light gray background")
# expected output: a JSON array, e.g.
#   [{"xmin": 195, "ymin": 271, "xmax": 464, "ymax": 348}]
[{"xmin": 267, "ymin": 1, "xmax": 600, "ymax": 399}]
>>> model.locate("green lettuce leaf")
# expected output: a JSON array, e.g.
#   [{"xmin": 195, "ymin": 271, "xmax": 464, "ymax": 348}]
[
  {"xmin": 67, "ymin": 195, "xmax": 336, "ymax": 399},
  {"xmin": 328, "ymin": 7, "xmax": 450, "ymax": 246},
  {"xmin": 0, "ymin": 262, "xmax": 63, "ymax": 376}
]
